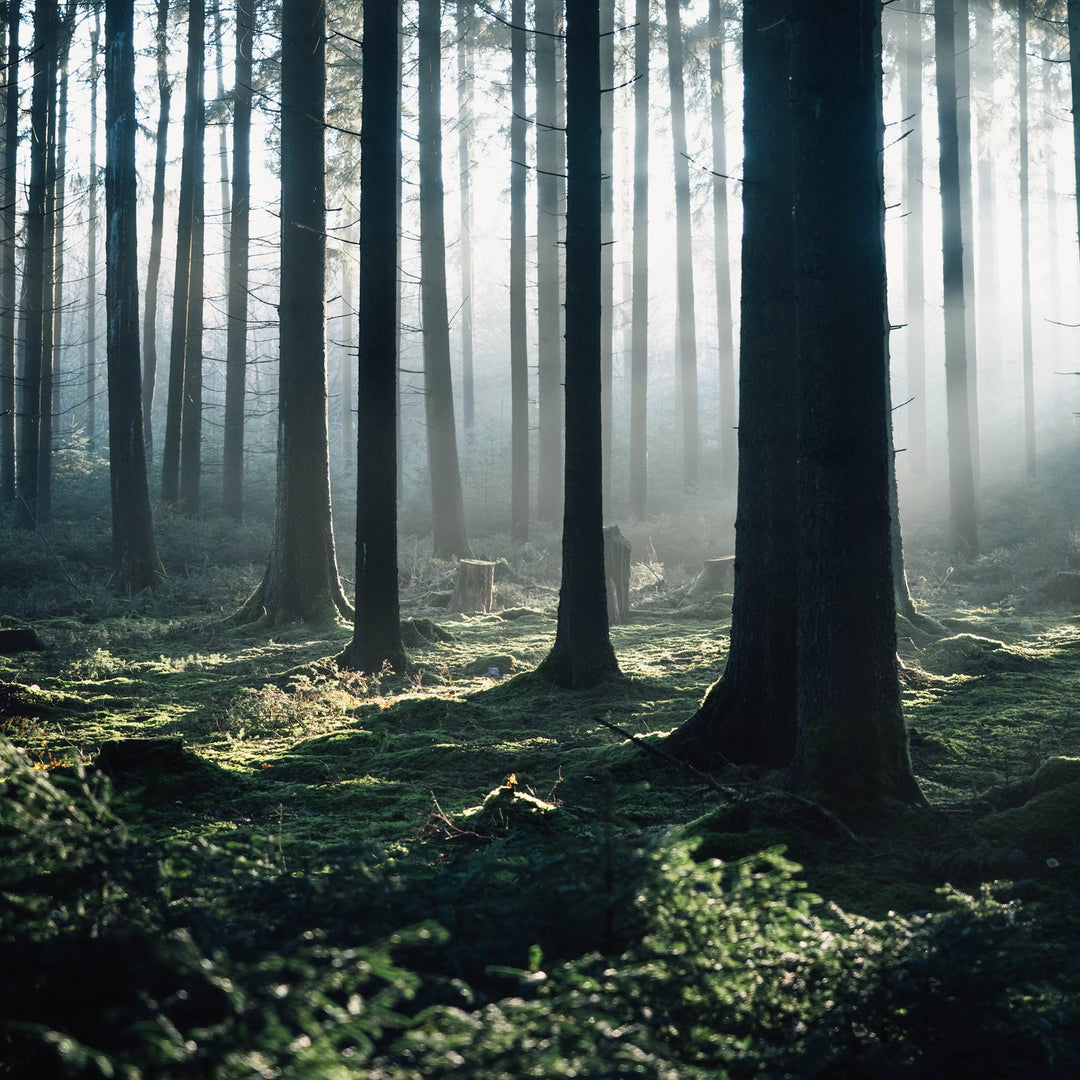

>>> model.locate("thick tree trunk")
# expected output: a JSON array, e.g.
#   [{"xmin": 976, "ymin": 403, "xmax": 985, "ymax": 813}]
[
  {"xmin": 1018, "ymin": 0, "xmax": 1036, "ymax": 476},
  {"xmin": 160, "ymin": 0, "xmax": 204, "ymax": 506},
  {"xmin": 238, "ymin": 0, "xmax": 349, "ymax": 626},
  {"xmin": 710, "ymin": 0, "xmax": 736, "ymax": 492},
  {"xmin": 535, "ymin": 0, "xmax": 564, "ymax": 525},
  {"xmin": 664, "ymin": 0, "xmax": 699, "ymax": 491},
  {"xmin": 629, "ymin": 0, "xmax": 648, "ymax": 521},
  {"xmin": 104, "ymin": 0, "xmax": 163, "ymax": 595},
  {"xmin": 510, "ymin": 0, "xmax": 529, "ymax": 542},
  {"xmin": 456, "ymin": 0, "xmax": 475, "ymax": 433},
  {"xmin": 537, "ymin": 0, "xmax": 621, "ymax": 690},
  {"xmin": 600, "ymin": 0, "xmax": 614, "ymax": 509},
  {"xmin": 666, "ymin": 0, "xmax": 797, "ymax": 770},
  {"xmin": 0, "ymin": 0, "xmax": 19, "ymax": 504},
  {"xmin": 788, "ymin": 0, "xmax": 923, "ymax": 808},
  {"xmin": 902, "ymin": 0, "xmax": 926, "ymax": 475},
  {"xmin": 340, "ymin": 0, "xmax": 407, "ymax": 674},
  {"xmin": 15, "ymin": 0, "xmax": 57, "ymax": 531},
  {"xmin": 418, "ymin": 0, "xmax": 469, "ymax": 559},
  {"xmin": 1069, "ymin": 2, "xmax": 1080, "ymax": 334},
  {"xmin": 222, "ymin": 0, "xmax": 254, "ymax": 520},
  {"xmin": 937, "ymin": 0, "xmax": 979, "ymax": 558},
  {"xmin": 141, "ymin": 0, "xmax": 169, "ymax": 463}
]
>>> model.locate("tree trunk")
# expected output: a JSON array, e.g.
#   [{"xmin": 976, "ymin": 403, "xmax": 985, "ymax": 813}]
[
  {"xmin": 456, "ymin": 0, "xmax": 475, "ymax": 433},
  {"xmin": 510, "ymin": 0, "xmax": 529, "ymax": 542},
  {"xmin": 901, "ymin": 0, "xmax": 926, "ymax": 475},
  {"xmin": 449, "ymin": 559, "xmax": 495, "ymax": 613},
  {"xmin": 1069, "ymin": 2, "xmax": 1080, "ymax": 345},
  {"xmin": 535, "ymin": 0, "xmax": 564, "ymax": 525},
  {"xmin": 600, "ymin": 0, "xmax": 615, "ymax": 509},
  {"xmin": 418, "ymin": 0, "xmax": 469, "ymax": 559},
  {"xmin": 238, "ymin": 0, "xmax": 349, "ymax": 626},
  {"xmin": 86, "ymin": 7, "xmax": 101, "ymax": 455},
  {"xmin": 222, "ymin": 0, "xmax": 254, "ymax": 520},
  {"xmin": 1018, "ymin": 0, "xmax": 1035, "ymax": 476},
  {"xmin": 15, "ymin": 0, "xmax": 57, "ymax": 531},
  {"xmin": 666, "ymin": 0, "xmax": 797, "ymax": 771},
  {"xmin": 710, "ymin": 0, "xmax": 736, "ymax": 492},
  {"xmin": 340, "ymin": 0, "xmax": 407, "ymax": 674},
  {"xmin": 141, "ymin": 0, "xmax": 169, "ymax": 463},
  {"xmin": 973, "ymin": 0, "xmax": 999, "ymax": 394},
  {"xmin": 0, "ymin": 0, "xmax": 19, "ymax": 504},
  {"xmin": 629, "ymin": 0, "xmax": 648, "ymax": 521},
  {"xmin": 537, "ymin": 0, "xmax": 621, "ymax": 690},
  {"xmin": 936, "ymin": 0, "xmax": 979, "ymax": 558},
  {"xmin": 104, "ymin": 0, "xmax": 164, "ymax": 595},
  {"xmin": 664, "ymin": 0, "xmax": 699, "ymax": 491},
  {"xmin": 213, "ymin": 0, "xmax": 230, "ymax": 247},
  {"xmin": 787, "ymin": 0, "xmax": 923, "ymax": 808}
]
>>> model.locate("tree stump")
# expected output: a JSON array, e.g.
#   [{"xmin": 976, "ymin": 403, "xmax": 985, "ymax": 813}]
[
  {"xmin": 449, "ymin": 559, "xmax": 496, "ymax": 613},
  {"xmin": 689, "ymin": 556, "xmax": 735, "ymax": 595},
  {"xmin": 604, "ymin": 526, "xmax": 632, "ymax": 624}
]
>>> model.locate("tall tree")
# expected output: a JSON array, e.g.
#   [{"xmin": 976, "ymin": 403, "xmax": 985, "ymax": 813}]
[
  {"xmin": 418, "ymin": 0, "xmax": 469, "ymax": 558},
  {"xmin": 710, "ymin": 0, "xmax": 736, "ymax": 491},
  {"xmin": 340, "ymin": 0, "xmax": 407, "ymax": 675},
  {"xmin": 510, "ymin": 0, "xmax": 529, "ymax": 542},
  {"xmin": 86, "ymin": 5, "xmax": 100, "ymax": 454},
  {"xmin": 787, "ymin": 0, "xmax": 922, "ymax": 808},
  {"xmin": 936, "ymin": 0, "xmax": 979, "ymax": 558},
  {"xmin": 629, "ymin": 0, "xmax": 648, "ymax": 521},
  {"xmin": 666, "ymin": 0, "xmax": 798, "ymax": 769},
  {"xmin": 141, "ymin": 0, "xmax": 170, "ymax": 461},
  {"xmin": 222, "ymin": 0, "xmax": 255, "ymax": 519},
  {"xmin": 600, "ymin": 0, "xmax": 615, "ymax": 508},
  {"xmin": 664, "ymin": 0, "xmax": 699, "ymax": 490},
  {"xmin": 237, "ymin": 0, "xmax": 350, "ymax": 625},
  {"xmin": 0, "ymin": 0, "xmax": 20, "ymax": 504},
  {"xmin": 973, "ymin": 0, "xmax": 1000, "ymax": 393},
  {"xmin": 535, "ymin": 0, "xmax": 564, "ymax": 524},
  {"xmin": 536, "ymin": 0, "xmax": 620, "ymax": 689},
  {"xmin": 14, "ymin": 0, "xmax": 57, "ymax": 531},
  {"xmin": 457, "ymin": 0, "xmax": 476, "ymax": 432},
  {"xmin": 1018, "ymin": 0, "xmax": 1036, "ymax": 475},
  {"xmin": 160, "ymin": 0, "xmax": 204, "ymax": 506},
  {"xmin": 103, "ymin": 0, "xmax": 163, "ymax": 594}
]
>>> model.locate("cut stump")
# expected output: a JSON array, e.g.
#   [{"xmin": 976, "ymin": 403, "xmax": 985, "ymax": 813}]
[
  {"xmin": 449, "ymin": 559, "xmax": 496, "ymax": 613},
  {"xmin": 689, "ymin": 556, "xmax": 735, "ymax": 595},
  {"xmin": 604, "ymin": 526, "xmax": 632, "ymax": 624}
]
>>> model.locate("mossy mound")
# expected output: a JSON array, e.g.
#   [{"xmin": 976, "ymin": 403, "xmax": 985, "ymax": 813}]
[
  {"xmin": 921, "ymin": 633, "xmax": 1041, "ymax": 675},
  {"xmin": 462, "ymin": 653, "xmax": 523, "ymax": 678},
  {"xmin": 400, "ymin": 618, "xmax": 456, "ymax": 647}
]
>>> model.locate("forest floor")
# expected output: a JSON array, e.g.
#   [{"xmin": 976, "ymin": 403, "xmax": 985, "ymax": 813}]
[{"xmin": 4, "ymin": 462, "xmax": 1080, "ymax": 1077}]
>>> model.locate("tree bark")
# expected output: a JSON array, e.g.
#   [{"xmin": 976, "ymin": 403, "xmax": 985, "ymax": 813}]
[
  {"xmin": 936, "ymin": 0, "xmax": 979, "ymax": 558},
  {"xmin": 222, "ymin": 0, "xmax": 254, "ymax": 519},
  {"xmin": 237, "ymin": 0, "xmax": 349, "ymax": 626},
  {"xmin": 456, "ymin": 0, "xmax": 475, "ymax": 433},
  {"xmin": 600, "ymin": 0, "xmax": 615, "ymax": 509},
  {"xmin": 629, "ymin": 0, "xmax": 648, "ymax": 521},
  {"xmin": 664, "ymin": 0, "xmax": 699, "ymax": 491},
  {"xmin": 666, "ymin": 0, "xmax": 797, "ymax": 770},
  {"xmin": 537, "ymin": 0, "xmax": 621, "ymax": 689},
  {"xmin": 340, "ymin": 0, "xmax": 407, "ymax": 674},
  {"xmin": 787, "ymin": 0, "xmax": 923, "ymax": 808},
  {"xmin": 510, "ymin": 0, "xmax": 529, "ymax": 542},
  {"xmin": 418, "ymin": 0, "xmax": 470, "ymax": 559},
  {"xmin": 86, "ymin": 6, "xmax": 100, "ymax": 455},
  {"xmin": 1018, "ymin": 0, "xmax": 1036, "ymax": 476},
  {"xmin": 0, "ymin": 0, "xmax": 19, "ymax": 504},
  {"xmin": 104, "ymin": 0, "xmax": 164, "ymax": 594},
  {"xmin": 141, "ymin": 0, "xmax": 169, "ymax": 463}
]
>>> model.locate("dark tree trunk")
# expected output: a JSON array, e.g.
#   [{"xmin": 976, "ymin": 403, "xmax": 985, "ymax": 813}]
[
  {"xmin": 222, "ymin": 0, "xmax": 254, "ymax": 520},
  {"xmin": 456, "ymin": 0, "xmax": 475, "ymax": 432},
  {"xmin": 629, "ymin": 0, "xmax": 648, "ymax": 521},
  {"xmin": 787, "ymin": 0, "xmax": 923, "ymax": 809},
  {"xmin": 238, "ymin": 0, "xmax": 349, "ymax": 626},
  {"xmin": 600, "ymin": 0, "xmax": 614, "ymax": 509},
  {"xmin": 38, "ymin": 25, "xmax": 58, "ymax": 525},
  {"xmin": 535, "ymin": 0, "xmax": 564, "ymax": 525},
  {"xmin": 15, "ymin": 0, "xmax": 56, "ymax": 531},
  {"xmin": 536, "ymin": 0, "xmax": 620, "ymax": 690},
  {"xmin": 0, "ymin": 0, "xmax": 18, "ymax": 504},
  {"xmin": 710, "ymin": 0, "xmax": 736, "ymax": 492},
  {"xmin": 510, "ymin": 0, "xmax": 529, "ymax": 542},
  {"xmin": 666, "ymin": 0, "xmax": 797, "ymax": 770},
  {"xmin": 664, "ymin": 0, "xmax": 699, "ymax": 491},
  {"xmin": 1018, "ymin": 0, "xmax": 1035, "ymax": 476},
  {"xmin": 86, "ymin": 6, "xmax": 100, "ymax": 454},
  {"xmin": 213, "ymin": 0, "xmax": 230, "ymax": 246},
  {"xmin": 901, "ymin": 0, "xmax": 926, "ymax": 475},
  {"xmin": 141, "ymin": 0, "xmax": 169, "ymax": 463},
  {"xmin": 104, "ymin": 0, "xmax": 163, "ymax": 594},
  {"xmin": 1069, "ymin": 2, "xmax": 1080, "ymax": 337},
  {"xmin": 161, "ymin": 0, "xmax": 204, "ymax": 507},
  {"xmin": 418, "ymin": 0, "xmax": 469, "ymax": 559},
  {"xmin": 936, "ymin": 0, "xmax": 979, "ymax": 558},
  {"xmin": 340, "ymin": 0, "xmax": 406, "ymax": 674}
]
